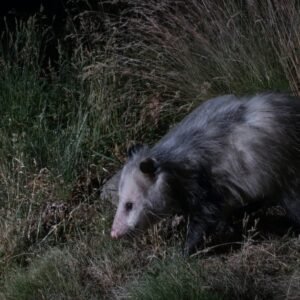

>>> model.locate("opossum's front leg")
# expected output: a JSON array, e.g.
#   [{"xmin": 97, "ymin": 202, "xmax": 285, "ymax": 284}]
[
  {"xmin": 183, "ymin": 213, "xmax": 219, "ymax": 256},
  {"xmin": 183, "ymin": 215, "xmax": 216, "ymax": 256},
  {"xmin": 184, "ymin": 216, "xmax": 206, "ymax": 256}
]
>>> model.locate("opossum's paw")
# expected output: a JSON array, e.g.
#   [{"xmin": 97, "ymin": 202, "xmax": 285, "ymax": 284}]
[
  {"xmin": 281, "ymin": 193, "xmax": 300, "ymax": 230},
  {"xmin": 215, "ymin": 220, "xmax": 233, "ymax": 234},
  {"xmin": 183, "ymin": 232, "xmax": 210, "ymax": 257},
  {"xmin": 183, "ymin": 240, "xmax": 203, "ymax": 257},
  {"xmin": 183, "ymin": 218, "xmax": 226, "ymax": 256},
  {"xmin": 183, "ymin": 222, "xmax": 206, "ymax": 256}
]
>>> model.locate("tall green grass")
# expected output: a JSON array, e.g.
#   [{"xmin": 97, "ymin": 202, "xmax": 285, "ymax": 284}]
[{"xmin": 0, "ymin": 17, "xmax": 87, "ymax": 180}]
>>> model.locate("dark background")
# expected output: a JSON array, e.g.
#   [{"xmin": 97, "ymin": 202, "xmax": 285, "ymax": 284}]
[
  {"xmin": 0, "ymin": 1, "xmax": 69, "ymax": 68},
  {"xmin": 0, "ymin": 0, "xmax": 66, "ymax": 18},
  {"xmin": 0, "ymin": 0, "xmax": 127, "ymax": 67}
]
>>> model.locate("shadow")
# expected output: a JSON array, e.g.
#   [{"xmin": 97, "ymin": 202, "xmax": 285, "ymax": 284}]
[{"xmin": 202, "ymin": 207, "xmax": 299, "ymax": 256}]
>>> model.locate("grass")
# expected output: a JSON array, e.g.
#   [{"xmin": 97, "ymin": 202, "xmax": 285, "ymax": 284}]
[
  {"xmin": 2, "ymin": 248, "xmax": 83, "ymax": 300},
  {"xmin": 126, "ymin": 256, "xmax": 223, "ymax": 300},
  {"xmin": 0, "ymin": 0, "xmax": 300, "ymax": 299}
]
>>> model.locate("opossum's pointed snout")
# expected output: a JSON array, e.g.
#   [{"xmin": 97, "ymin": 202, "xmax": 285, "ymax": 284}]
[
  {"xmin": 110, "ymin": 227, "xmax": 127, "ymax": 239},
  {"xmin": 110, "ymin": 229, "xmax": 119, "ymax": 239}
]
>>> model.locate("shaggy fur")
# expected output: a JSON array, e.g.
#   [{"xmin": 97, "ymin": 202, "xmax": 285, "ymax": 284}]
[{"xmin": 111, "ymin": 93, "xmax": 300, "ymax": 255}]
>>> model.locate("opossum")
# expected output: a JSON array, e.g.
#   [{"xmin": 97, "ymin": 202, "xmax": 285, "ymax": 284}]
[{"xmin": 111, "ymin": 93, "xmax": 300, "ymax": 255}]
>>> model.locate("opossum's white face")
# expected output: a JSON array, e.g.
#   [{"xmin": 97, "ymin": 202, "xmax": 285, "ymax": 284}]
[
  {"xmin": 111, "ymin": 168, "xmax": 151, "ymax": 239},
  {"xmin": 111, "ymin": 146, "xmax": 170, "ymax": 239}
]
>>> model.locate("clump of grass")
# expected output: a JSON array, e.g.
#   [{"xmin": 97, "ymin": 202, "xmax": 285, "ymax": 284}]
[
  {"xmin": 1, "ymin": 235, "xmax": 151, "ymax": 300},
  {"xmin": 2, "ymin": 248, "xmax": 85, "ymax": 300},
  {"xmin": 125, "ymin": 255, "xmax": 223, "ymax": 300},
  {"xmin": 123, "ymin": 238, "xmax": 300, "ymax": 300}
]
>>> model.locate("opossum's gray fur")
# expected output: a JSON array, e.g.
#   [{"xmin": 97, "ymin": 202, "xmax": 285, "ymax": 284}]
[{"xmin": 113, "ymin": 93, "xmax": 300, "ymax": 255}]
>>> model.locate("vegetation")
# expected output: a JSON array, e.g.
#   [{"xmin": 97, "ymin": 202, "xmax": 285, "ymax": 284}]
[{"xmin": 0, "ymin": 0, "xmax": 300, "ymax": 299}]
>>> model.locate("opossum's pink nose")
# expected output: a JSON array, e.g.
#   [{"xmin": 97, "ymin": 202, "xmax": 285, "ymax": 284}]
[{"xmin": 111, "ymin": 229, "xmax": 119, "ymax": 239}]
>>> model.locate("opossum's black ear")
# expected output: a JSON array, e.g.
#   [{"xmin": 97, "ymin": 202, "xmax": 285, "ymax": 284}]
[
  {"xmin": 127, "ymin": 143, "xmax": 145, "ymax": 158},
  {"xmin": 140, "ymin": 157, "xmax": 158, "ymax": 175}
]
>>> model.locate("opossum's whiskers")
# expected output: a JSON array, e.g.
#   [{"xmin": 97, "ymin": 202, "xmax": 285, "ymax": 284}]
[
  {"xmin": 148, "ymin": 210, "xmax": 166, "ymax": 221},
  {"xmin": 127, "ymin": 231, "xmax": 137, "ymax": 239}
]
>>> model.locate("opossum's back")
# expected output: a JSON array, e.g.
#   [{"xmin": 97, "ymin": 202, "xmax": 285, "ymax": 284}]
[
  {"xmin": 154, "ymin": 93, "xmax": 300, "ymax": 199},
  {"xmin": 156, "ymin": 93, "xmax": 300, "ymax": 153},
  {"xmin": 153, "ymin": 95, "xmax": 243, "ymax": 158},
  {"xmin": 209, "ymin": 93, "xmax": 300, "ymax": 200},
  {"xmin": 158, "ymin": 95, "xmax": 241, "ymax": 140}
]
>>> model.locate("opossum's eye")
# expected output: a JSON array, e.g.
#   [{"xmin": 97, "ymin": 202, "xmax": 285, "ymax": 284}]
[
  {"xmin": 125, "ymin": 202, "xmax": 133, "ymax": 211},
  {"xmin": 140, "ymin": 157, "xmax": 157, "ymax": 175}
]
